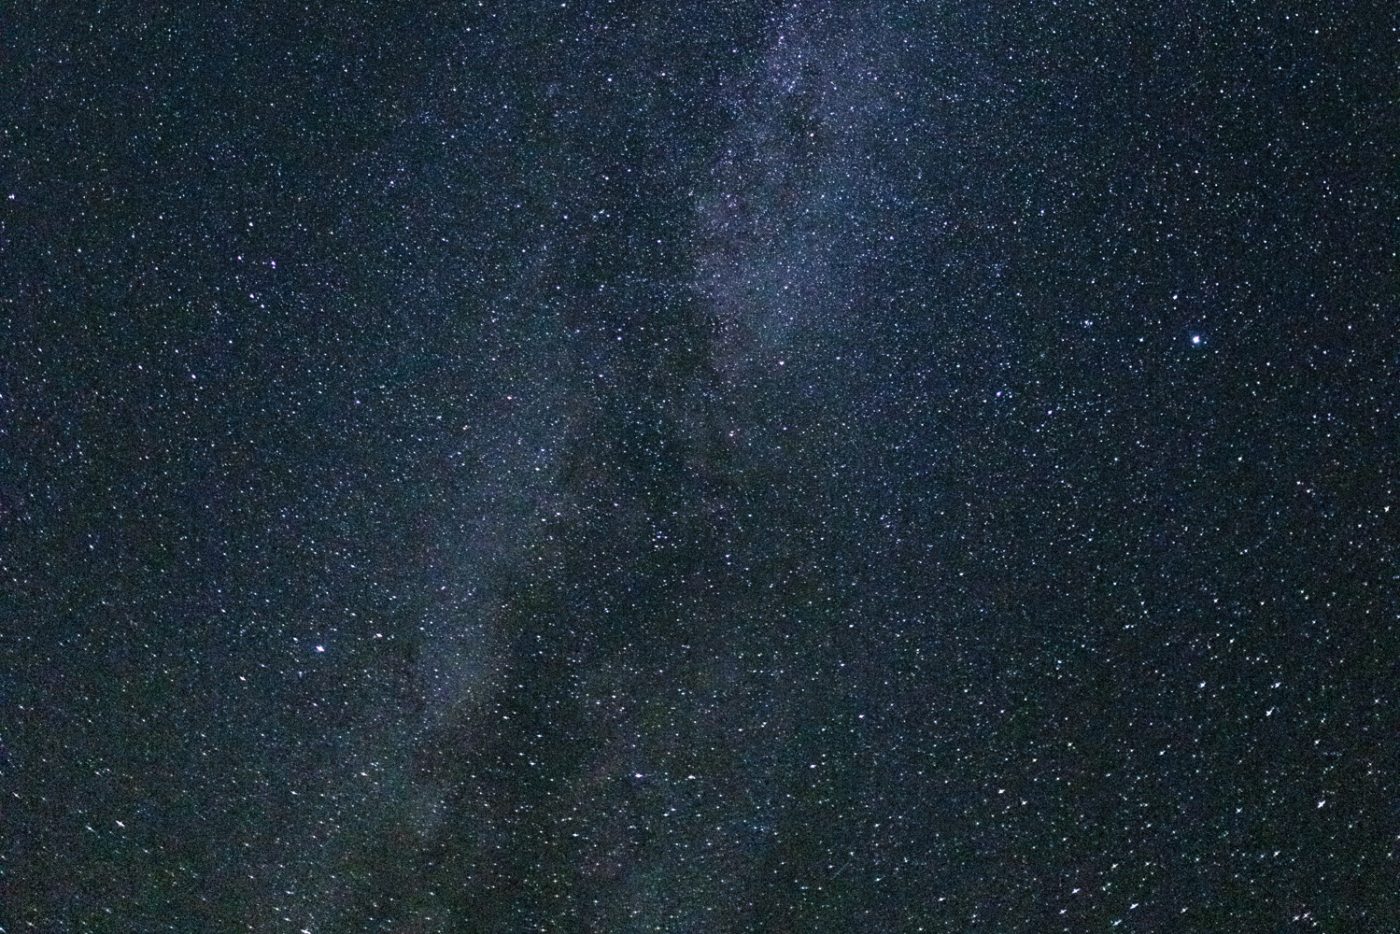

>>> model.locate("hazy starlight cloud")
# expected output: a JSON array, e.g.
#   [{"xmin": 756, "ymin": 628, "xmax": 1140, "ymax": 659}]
[
  {"xmin": 697, "ymin": 5, "xmax": 897, "ymax": 378},
  {"xmin": 270, "ymin": 185, "xmax": 606, "ymax": 928}
]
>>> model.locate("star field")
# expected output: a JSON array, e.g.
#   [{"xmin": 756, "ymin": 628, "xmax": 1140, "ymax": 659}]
[{"xmin": 2, "ymin": 2, "xmax": 1395, "ymax": 931}]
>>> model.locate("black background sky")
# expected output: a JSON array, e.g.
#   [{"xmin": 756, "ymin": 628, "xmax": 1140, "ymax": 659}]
[{"xmin": 3, "ymin": 2, "xmax": 1396, "ymax": 931}]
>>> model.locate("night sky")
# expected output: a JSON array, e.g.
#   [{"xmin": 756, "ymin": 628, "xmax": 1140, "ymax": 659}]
[{"xmin": 3, "ymin": 2, "xmax": 1396, "ymax": 931}]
